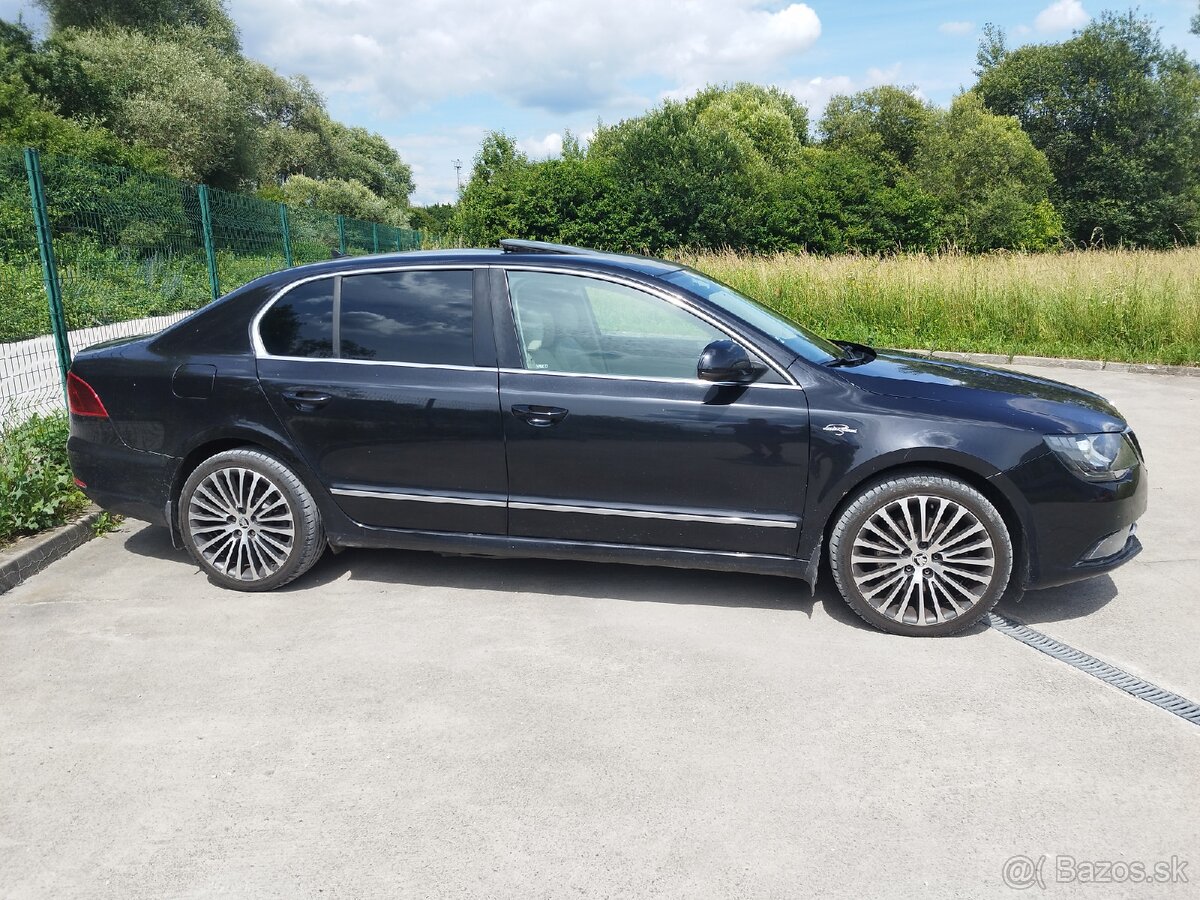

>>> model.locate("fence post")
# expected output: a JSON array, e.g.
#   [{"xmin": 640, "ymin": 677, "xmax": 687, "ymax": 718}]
[
  {"xmin": 279, "ymin": 203, "xmax": 293, "ymax": 267},
  {"xmin": 197, "ymin": 184, "xmax": 220, "ymax": 301},
  {"xmin": 337, "ymin": 214, "xmax": 347, "ymax": 255},
  {"xmin": 372, "ymin": 222, "xmax": 379, "ymax": 254},
  {"xmin": 23, "ymin": 148, "xmax": 72, "ymax": 399}
]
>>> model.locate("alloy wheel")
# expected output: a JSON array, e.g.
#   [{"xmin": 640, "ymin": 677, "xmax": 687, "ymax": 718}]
[
  {"xmin": 186, "ymin": 466, "xmax": 296, "ymax": 582},
  {"xmin": 848, "ymin": 494, "xmax": 997, "ymax": 627}
]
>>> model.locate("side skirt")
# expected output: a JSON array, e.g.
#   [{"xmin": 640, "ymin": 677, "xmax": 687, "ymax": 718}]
[{"xmin": 328, "ymin": 525, "xmax": 811, "ymax": 580}]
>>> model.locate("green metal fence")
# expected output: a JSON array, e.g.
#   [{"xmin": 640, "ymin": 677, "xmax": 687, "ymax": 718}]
[{"xmin": 0, "ymin": 147, "xmax": 422, "ymax": 425}]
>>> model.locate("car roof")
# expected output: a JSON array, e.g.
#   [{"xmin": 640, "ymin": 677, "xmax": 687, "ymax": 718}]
[{"xmin": 273, "ymin": 242, "xmax": 683, "ymax": 280}]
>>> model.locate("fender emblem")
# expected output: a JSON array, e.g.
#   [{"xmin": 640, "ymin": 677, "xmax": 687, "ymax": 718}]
[{"xmin": 823, "ymin": 424, "xmax": 858, "ymax": 436}]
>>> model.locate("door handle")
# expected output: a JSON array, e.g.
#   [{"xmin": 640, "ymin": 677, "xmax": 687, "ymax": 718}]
[
  {"xmin": 511, "ymin": 404, "xmax": 568, "ymax": 427},
  {"xmin": 281, "ymin": 389, "xmax": 333, "ymax": 411}
]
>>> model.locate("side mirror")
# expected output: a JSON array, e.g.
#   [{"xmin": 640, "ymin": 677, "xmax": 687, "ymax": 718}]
[{"xmin": 697, "ymin": 339, "xmax": 760, "ymax": 384}]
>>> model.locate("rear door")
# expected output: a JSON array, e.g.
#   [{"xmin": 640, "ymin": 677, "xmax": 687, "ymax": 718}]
[{"xmin": 256, "ymin": 266, "xmax": 507, "ymax": 534}]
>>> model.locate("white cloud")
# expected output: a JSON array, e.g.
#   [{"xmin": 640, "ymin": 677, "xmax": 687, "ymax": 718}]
[
  {"xmin": 785, "ymin": 64, "xmax": 904, "ymax": 120},
  {"xmin": 1034, "ymin": 0, "xmax": 1089, "ymax": 33},
  {"xmin": 229, "ymin": 0, "xmax": 821, "ymax": 116},
  {"xmin": 938, "ymin": 21, "xmax": 975, "ymax": 36},
  {"xmin": 517, "ymin": 133, "xmax": 564, "ymax": 158}
]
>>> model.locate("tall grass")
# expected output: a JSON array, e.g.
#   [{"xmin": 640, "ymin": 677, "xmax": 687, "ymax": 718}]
[
  {"xmin": 677, "ymin": 248, "xmax": 1200, "ymax": 365},
  {"xmin": 4, "ymin": 243, "xmax": 1198, "ymax": 365}
]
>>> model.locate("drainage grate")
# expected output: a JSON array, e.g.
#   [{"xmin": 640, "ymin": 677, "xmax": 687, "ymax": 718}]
[{"xmin": 986, "ymin": 612, "xmax": 1200, "ymax": 727}]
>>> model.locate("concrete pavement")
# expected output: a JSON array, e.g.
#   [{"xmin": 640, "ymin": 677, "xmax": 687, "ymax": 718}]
[{"xmin": 1, "ymin": 364, "xmax": 1197, "ymax": 898}]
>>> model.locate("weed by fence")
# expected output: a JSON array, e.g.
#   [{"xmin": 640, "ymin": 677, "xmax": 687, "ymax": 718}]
[{"xmin": 0, "ymin": 146, "xmax": 421, "ymax": 425}]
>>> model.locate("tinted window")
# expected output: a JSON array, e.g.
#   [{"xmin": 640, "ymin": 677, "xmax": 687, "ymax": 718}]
[
  {"xmin": 259, "ymin": 280, "xmax": 335, "ymax": 358},
  {"xmin": 340, "ymin": 270, "xmax": 474, "ymax": 365},
  {"xmin": 508, "ymin": 271, "xmax": 727, "ymax": 379}
]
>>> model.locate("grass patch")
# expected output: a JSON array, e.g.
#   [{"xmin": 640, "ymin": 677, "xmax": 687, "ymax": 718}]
[
  {"xmin": 0, "ymin": 412, "xmax": 88, "ymax": 545},
  {"xmin": 676, "ymin": 247, "xmax": 1200, "ymax": 366}
]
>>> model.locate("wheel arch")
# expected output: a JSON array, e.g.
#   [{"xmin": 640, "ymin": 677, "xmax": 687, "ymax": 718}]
[
  {"xmin": 166, "ymin": 428, "xmax": 334, "ymax": 546},
  {"xmin": 803, "ymin": 455, "xmax": 1031, "ymax": 593}
]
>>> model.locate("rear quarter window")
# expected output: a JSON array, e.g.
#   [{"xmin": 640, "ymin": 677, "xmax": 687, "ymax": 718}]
[{"xmin": 258, "ymin": 280, "xmax": 335, "ymax": 358}]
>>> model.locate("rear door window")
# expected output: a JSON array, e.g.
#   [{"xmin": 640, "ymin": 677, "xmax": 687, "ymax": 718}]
[{"xmin": 339, "ymin": 270, "xmax": 474, "ymax": 365}]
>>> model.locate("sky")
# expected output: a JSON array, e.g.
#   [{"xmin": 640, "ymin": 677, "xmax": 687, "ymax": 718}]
[{"xmin": 3, "ymin": 0, "xmax": 1199, "ymax": 205}]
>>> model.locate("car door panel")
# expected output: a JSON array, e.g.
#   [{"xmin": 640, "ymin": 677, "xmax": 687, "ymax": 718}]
[
  {"xmin": 256, "ymin": 267, "xmax": 507, "ymax": 534},
  {"xmin": 259, "ymin": 358, "xmax": 506, "ymax": 532},
  {"xmin": 499, "ymin": 372, "xmax": 809, "ymax": 556}
]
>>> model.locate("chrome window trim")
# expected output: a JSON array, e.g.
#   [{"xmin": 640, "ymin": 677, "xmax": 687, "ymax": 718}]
[
  {"xmin": 261, "ymin": 355, "xmax": 485, "ymax": 373},
  {"xmin": 249, "ymin": 262, "xmax": 800, "ymax": 388},
  {"xmin": 331, "ymin": 274, "xmax": 342, "ymax": 355},
  {"xmin": 496, "ymin": 367, "xmax": 799, "ymax": 390},
  {"xmin": 331, "ymin": 486, "xmax": 797, "ymax": 529},
  {"xmin": 250, "ymin": 264, "xmax": 480, "ymax": 360}
]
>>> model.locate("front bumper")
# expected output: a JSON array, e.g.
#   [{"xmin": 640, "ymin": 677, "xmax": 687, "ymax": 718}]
[{"xmin": 1005, "ymin": 449, "xmax": 1148, "ymax": 589}]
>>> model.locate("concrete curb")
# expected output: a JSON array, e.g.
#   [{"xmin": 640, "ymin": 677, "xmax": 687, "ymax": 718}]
[
  {"xmin": 0, "ymin": 505, "xmax": 104, "ymax": 595},
  {"xmin": 896, "ymin": 349, "xmax": 1200, "ymax": 377}
]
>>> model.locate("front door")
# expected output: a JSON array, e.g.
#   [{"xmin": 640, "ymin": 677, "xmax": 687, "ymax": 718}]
[
  {"xmin": 496, "ymin": 269, "xmax": 809, "ymax": 556},
  {"xmin": 256, "ymin": 267, "xmax": 507, "ymax": 534}
]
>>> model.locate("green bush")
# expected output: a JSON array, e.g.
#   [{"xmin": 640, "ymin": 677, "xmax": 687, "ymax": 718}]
[{"xmin": 0, "ymin": 411, "xmax": 88, "ymax": 544}]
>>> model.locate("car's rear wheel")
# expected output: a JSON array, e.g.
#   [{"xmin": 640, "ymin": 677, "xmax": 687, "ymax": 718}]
[
  {"xmin": 829, "ymin": 472, "xmax": 1013, "ymax": 636},
  {"xmin": 180, "ymin": 448, "xmax": 324, "ymax": 591}
]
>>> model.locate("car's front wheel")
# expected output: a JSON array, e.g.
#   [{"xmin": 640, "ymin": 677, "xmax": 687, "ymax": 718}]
[
  {"xmin": 180, "ymin": 448, "xmax": 325, "ymax": 591},
  {"xmin": 829, "ymin": 472, "xmax": 1013, "ymax": 636}
]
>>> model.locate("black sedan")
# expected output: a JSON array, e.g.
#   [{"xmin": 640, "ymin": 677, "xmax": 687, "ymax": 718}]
[{"xmin": 67, "ymin": 240, "xmax": 1147, "ymax": 636}]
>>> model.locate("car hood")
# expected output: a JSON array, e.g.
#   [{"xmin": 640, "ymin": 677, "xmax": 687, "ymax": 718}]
[{"xmin": 834, "ymin": 350, "xmax": 1126, "ymax": 434}]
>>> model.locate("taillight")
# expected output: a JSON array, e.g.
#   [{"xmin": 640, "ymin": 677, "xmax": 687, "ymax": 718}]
[{"xmin": 67, "ymin": 371, "xmax": 108, "ymax": 418}]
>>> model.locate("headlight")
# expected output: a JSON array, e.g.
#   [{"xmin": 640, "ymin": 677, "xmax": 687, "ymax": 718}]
[{"xmin": 1044, "ymin": 432, "xmax": 1139, "ymax": 481}]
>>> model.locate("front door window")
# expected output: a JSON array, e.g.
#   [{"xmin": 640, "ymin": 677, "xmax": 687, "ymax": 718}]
[{"xmin": 507, "ymin": 271, "xmax": 728, "ymax": 380}]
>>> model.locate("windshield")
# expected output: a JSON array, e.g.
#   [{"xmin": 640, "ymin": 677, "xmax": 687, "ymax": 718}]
[{"xmin": 662, "ymin": 268, "xmax": 843, "ymax": 364}]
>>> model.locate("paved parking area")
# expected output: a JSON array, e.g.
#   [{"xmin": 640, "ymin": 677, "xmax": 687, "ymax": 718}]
[{"xmin": 2, "ymin": 365, "xmax": 1198, "ymax": 898}]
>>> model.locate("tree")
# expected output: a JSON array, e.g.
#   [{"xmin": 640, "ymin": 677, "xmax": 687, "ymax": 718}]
[
  {"xmin": 13, "ymin": 0, "xmax": 413, "ymax": 218},
  {"xmin": 280, "ymin": 174, "xmax": 408, "ymax": 226},
  {"xmin": 585, "ymin": 84, "xmax": 814, "ymax": 249},
  {"xmin": 975, "ymin": 13, "xmax": 1200, "ymax": 246},
  {"xmin": 0, "ymin": 20, "xmax": 162, "ymax": 169},
  {"xmin": 59, "ymin": 25, "xmax": 252, "ymax": 184},
  {"xmin": 34, "ymin": 0, "xmax": 238, "ymax": 54},
  {"xmin": 916, "ymin": 93, "xmax": 1061, "ymax": 250},
  {"xmin": 409, "ymin": 203, "xmax": 456, "ymax": 235},
  {"xmin": 316, "ymin": 122, "xmax": 414, "ymax": 205},
  {"xmin": 819, "ymin": 86, "xmax": 937, "ymax": 172},
  {"xmin": 588, "ymin": 99, "xmax": 759, "ymax": 249},
  {"xmin": 687, "ymin": 83, "xmax": 809, "ymax": 170},
  {"xmin": 453, "ymin": 132, "xmax": 532, "ymax": 245},
  {"xmin": 756, "ymin": 148, "xmax": 943, "ymax": 253},
  {"xmin": 975, "ymin": 23, "xmax": 1007, "ymax": 74}
]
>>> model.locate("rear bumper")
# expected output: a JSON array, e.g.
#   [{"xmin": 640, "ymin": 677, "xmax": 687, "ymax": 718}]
[
  {"xmin": 1007, "ymin": 452, "xmax": 1148, "ymax": 589},
  {"xmin": 68, "ymin": 417, "xmax": 177, "ymax": 527}
]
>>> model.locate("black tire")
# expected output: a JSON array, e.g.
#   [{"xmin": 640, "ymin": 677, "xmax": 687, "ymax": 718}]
[
  {"xmin": 829, "ymin": 472, "xmax": 1013, "ymax": 637},
  {"xmin": 179, "ymin": 448, "xmax": 324, "ymax": 591}
]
